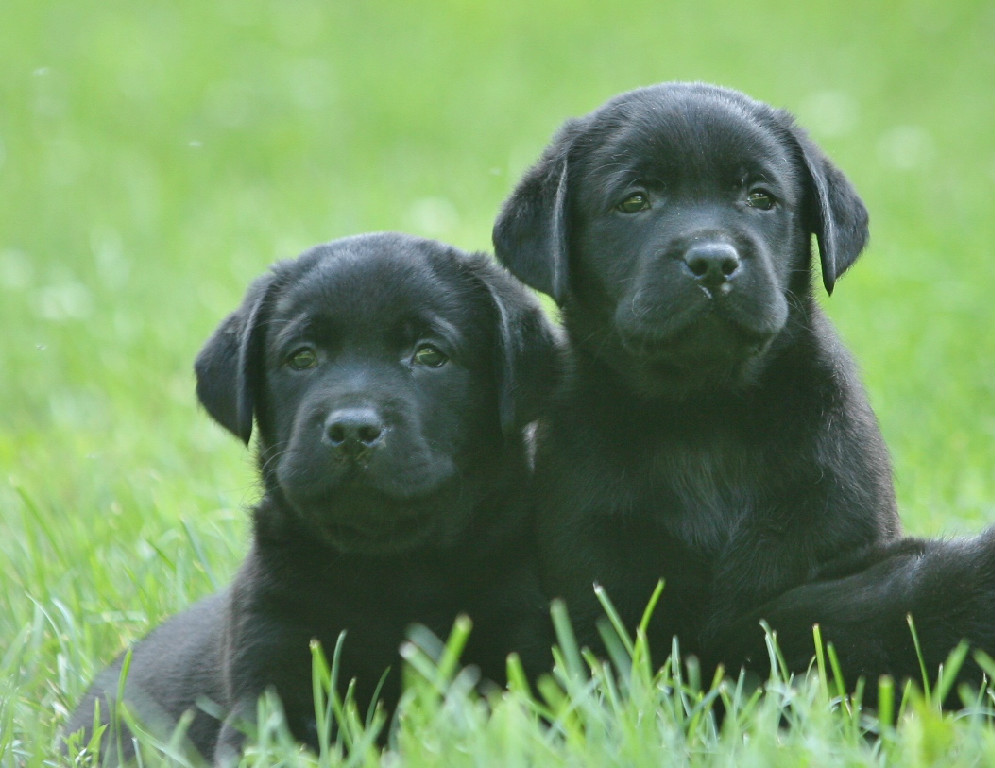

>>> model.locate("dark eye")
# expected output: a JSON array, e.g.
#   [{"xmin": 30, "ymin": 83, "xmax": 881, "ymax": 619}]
[
  {"xmin": 616, "ymin": 193, "xmax": 650, "ymax": 214},
  {"xmin": 745, "ymin": 190, "xmax": 776, "ymax": 211},
  {"xmin": 412, "ymin": 344, "xmax": 449, "ymax": 368},
  {"xmin": 286, "ymin": 347, "xmax": 318, "ymax": 370}
]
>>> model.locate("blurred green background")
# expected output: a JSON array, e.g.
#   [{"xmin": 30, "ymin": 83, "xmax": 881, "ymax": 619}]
[{"xmin": 0, "ymin": 0, "xmax": 992, "ymax": 754}]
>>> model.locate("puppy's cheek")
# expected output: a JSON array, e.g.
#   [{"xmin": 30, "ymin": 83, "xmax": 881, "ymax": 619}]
[
  {"xmin": 574, "ymin": 243, "xmax": 639, "ymax": 305},
  {"xmin": 271, "ymin": 412, "xmax": 349, "ymax": 498},
  {"xmin": 731, "ymin": 259, "xmax": 791, "ymax": 335},
  {"xmin": 273, "ymin": 457, "xmax": 320, "ymax": 505},
  {"xmin": 615, "ymin": 278, "xmax": 700, "ymax": 334},
  {"xmin": 753, "ymin": 292, "xmax": 789, "ymax": 335}
]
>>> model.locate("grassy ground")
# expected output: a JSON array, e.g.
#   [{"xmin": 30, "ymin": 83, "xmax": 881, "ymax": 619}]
[{"xmin": 1, "ymin": 0, "xmax": 992, "ymax": 764}]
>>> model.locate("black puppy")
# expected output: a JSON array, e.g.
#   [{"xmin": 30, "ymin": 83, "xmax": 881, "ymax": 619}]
[
  {"xmin": 493, "ymin": 82, "xmax": 992, "ymax": 687},
  {"xmin": 65, "ymin": 233, "xmax": 559, "ymax": 762}
]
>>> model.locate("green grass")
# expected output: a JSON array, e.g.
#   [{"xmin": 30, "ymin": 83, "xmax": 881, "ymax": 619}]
[{"xmin": 1, "ymin": 0, "xmax": 992, "ymax": 764}]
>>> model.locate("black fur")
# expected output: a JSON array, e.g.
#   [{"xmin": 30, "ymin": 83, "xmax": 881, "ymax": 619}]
[
  {"xmin": 494, "ymin": 82, "xmax": 993, "ymax": 690},
  {"xmin": 713, "ymin": 527, "xmax": 995, "ymax": 696},
  {"xmin": 65, "ymin": 233, "xmax": 560, "ymax": 762}
]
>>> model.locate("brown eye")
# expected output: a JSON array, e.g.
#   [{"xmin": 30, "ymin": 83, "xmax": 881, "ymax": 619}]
[
  {"xmin": 746, "ymin": 191, "xmax": 776, "ymax": 211},
  {"xmin": 616, "ymin": 193, "xmax": 650, "ymax": 214},
  {"xmin": 286, "ymin": 347, "xmax": 318, "ymax": 370},
  {"xmin": 413, "ymin": 344, "xmax": 449, "ymax": 368}
]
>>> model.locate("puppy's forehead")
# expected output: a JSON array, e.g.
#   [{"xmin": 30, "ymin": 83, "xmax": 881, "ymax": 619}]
[
  {"xmin": 271, "ymin": 244, "xmax": 481, "ymax": 332},
  {"xmin": 579, "ymin": 87, "xmax": 797, "ymax": 181}
]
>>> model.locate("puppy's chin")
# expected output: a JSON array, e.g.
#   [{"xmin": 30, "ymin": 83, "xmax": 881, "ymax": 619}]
[
  {"xmin": 284, "ymin": 484, "xmax": 454, "ymax": 555},
  {"xmin": 322, "ymin": 510, "xmax": 441, "ymax": 555},
  {"xmin": 612, "ymin": 315, "xmax": 778, "ymax": 398}
]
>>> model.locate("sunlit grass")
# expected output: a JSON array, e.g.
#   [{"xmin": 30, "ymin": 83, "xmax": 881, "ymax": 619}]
[{"xmin": 57, "ymin": 592, "xmax": 995, "ymax": 766}]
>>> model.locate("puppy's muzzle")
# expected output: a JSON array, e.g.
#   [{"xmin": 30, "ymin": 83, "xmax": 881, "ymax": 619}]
[
  {"xmin": 323, "ymin": 406, "xmax": 386, "ymax": 460},
  {"xmin": 683, "ymin": 241, "xmax": 741, "ymax": 295}
]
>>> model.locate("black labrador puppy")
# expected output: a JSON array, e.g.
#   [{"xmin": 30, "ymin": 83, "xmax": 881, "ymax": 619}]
[
  {"xmin": 65, "ymin": 233, "xmax": 559, "ymax": 762},
  {"xmin": 493, "ymin": 82, "xmax": 994, "ymax": 689}
]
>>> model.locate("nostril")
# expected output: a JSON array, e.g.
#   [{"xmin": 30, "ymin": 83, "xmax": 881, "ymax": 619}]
[
  {"xmin": 356, "ymin": 423, "xmax": 383, "ymax": 445},
  {"xmin": 329, "ymin": 422, "xmax": 347, "ymax": 445},
  {"xmin": 688, "ymin": 258, "xmax": 709, "ymax": 278}
]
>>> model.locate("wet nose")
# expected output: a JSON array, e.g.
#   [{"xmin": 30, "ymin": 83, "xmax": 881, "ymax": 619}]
[
  {"xmin": 683, "ymin": 242, "xmax": 741, "ymax": 287},
  {"xmin": 324, "ymin": 407, "xmax": 385, "ymax": 456}
]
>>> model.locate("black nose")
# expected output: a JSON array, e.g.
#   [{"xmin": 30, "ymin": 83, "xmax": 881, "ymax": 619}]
[
  {"xmin": 325, "ymin": 407, "xmax": 385, "ymax": 456},
  {"xmin": 684, "ymin": 242, "xmax": 741, "ymax": 287}
]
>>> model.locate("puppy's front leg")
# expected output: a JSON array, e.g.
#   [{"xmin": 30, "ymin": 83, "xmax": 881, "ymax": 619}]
[{"xmin": 218, "ymin": 586, "xmax": 317, "ymax": 761}]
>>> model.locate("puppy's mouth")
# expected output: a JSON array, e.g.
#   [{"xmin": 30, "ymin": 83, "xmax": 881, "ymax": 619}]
[
  {"xmin": 279, "ymin": 467, "xmax": 458, "ymax": 553},
  {"xmin": 605, "ymin": 310, "xmax": 784, "ymax": 399},
  {"xmin": 618, "ymin": 314, "xmax": 772, "ymax": 367},
  {"xmin": 334, "ymin": 459, "xmax": 456, "ymax": 501},
  {"xmin": 277, "ymin": 446, "xmax": 456, "ymax": 504}
]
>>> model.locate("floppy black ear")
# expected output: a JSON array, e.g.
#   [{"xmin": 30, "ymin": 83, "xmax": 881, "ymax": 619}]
[
  {"xmin": 793, "ymin": 129, "xmax": 870, "ymax": 295},
  {"xmin": 474, "ymin": 261, "xmax": 564, "ymax": 436},
  {"xmin": 194, "ymin": 272, "xmax": 276, "ymax": 444},
  {"xmin": 492, "ymin": 123, "xmax": 578, "ymax": 305}
]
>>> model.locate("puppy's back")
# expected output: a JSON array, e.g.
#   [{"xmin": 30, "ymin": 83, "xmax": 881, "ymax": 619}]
[{"xmin": 63, "ymin": 591, "xmax": 228, "ymax": 759}]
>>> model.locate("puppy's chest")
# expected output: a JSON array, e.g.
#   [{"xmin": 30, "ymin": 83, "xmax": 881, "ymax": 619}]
[
  {"xmin": 302, "ymin": 567, "xmax": 464, "ymax": 639},
  {"xmin": 641, "ymin": 439, "xmax": 763, "ymax": 552}
]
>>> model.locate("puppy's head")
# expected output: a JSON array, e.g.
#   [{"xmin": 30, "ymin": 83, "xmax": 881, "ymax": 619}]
[
  {"xmin": 494, "ymin": 82, "xmax": 868, "ymax": 396},
  {"xmin": 195, "ymin": 233, "xmax": 559, "ymax": 553}
]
